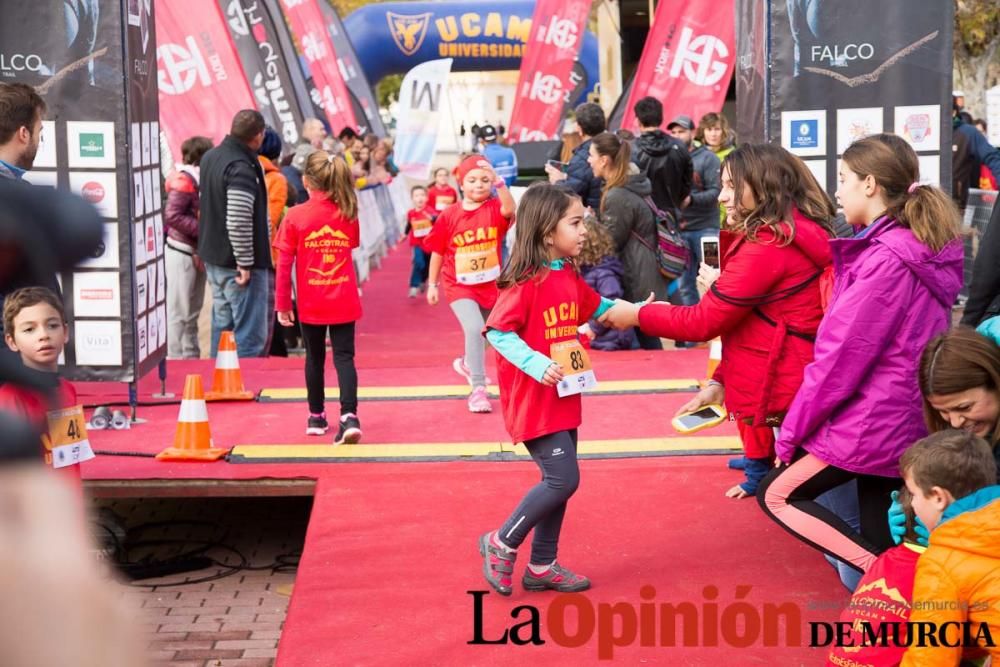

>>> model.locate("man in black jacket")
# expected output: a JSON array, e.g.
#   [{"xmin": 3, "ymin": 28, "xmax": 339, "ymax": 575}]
[
  {"xmin": 198, "ymin": 110, "xmax": 273, "ymax": 358},
  {"xmin": 545, "ymin": 102, "xmax": 605, "ymax": 210},
  {"xmin": 631, "ymin": 97, "xmax": 693, "ymax": 217}
]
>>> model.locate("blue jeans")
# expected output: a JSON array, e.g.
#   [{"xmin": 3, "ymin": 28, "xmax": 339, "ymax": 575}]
[
  {"xmin": 205, "ymin": 264, "xmax": 273, "ymax": 357},
  {"xmin": 816, "ymin": 480, "xmax": 863, "ymax": 591},
  {"xmin": 678, "ymin": 228, "xmax": 718, "ymax": 306},
  {"xmin": 409, "ymin": 247, "xmax": 429, "ymax": 288}
]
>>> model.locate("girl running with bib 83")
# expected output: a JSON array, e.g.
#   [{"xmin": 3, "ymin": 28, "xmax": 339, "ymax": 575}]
[
  {"xmin": 424, "ymin": 155, "xmax": 515, "ymax": 413},
  {"xmin": 477, "ymin": 182, "xmax": 619, "ymax": 595}
]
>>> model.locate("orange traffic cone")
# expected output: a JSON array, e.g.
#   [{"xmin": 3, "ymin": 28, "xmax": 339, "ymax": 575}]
[
  {"xmin": 205, "ymin": 331, "xmax": 254, "ymax": 401},
  {"xmin": 157, "ymin": 374, "xmax": 228, "ymax": 461},
  {"xmin": 707, "ymin": 338, "xmax": 722, "ymax": 378}
]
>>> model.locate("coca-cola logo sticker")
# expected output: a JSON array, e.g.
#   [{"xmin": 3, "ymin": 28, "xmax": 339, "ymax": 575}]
[{"xmin": 70, "ymin": 172, "xmax": 118, "ymax": 219}]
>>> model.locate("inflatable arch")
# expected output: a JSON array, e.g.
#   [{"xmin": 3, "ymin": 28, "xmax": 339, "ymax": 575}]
[{"xmin": 343, "ymin": 0, "xmax": 600, "ymax": 105}]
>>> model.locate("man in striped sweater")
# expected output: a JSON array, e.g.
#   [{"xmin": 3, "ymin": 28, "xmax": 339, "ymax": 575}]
[{"xmin": 197, "ymin": 110, "xmax": 274, "ymax": 357}]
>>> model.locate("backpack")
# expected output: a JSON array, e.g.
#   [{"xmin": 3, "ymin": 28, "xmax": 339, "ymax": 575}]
[{"xmin": 630, "ymin": 195, "xmax": 688, "ymax": 281}]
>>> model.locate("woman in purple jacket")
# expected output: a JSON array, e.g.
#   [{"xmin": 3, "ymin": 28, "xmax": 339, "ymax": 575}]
[{"xmin": 757, "ymin": 134, "xmax": 963, "ymax": 574}]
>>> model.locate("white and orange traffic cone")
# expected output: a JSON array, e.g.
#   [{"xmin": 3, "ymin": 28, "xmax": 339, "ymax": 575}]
[
  {"xmin": 205, "ymin": 331, "xmax": 254, "ymax": 401},
  {"xmin": 157, "ymin": 374, "xmax": 228, "ymax": 461},
  {"xmin": 707, "ymin": 338, "xmax": 722, "ymax": 378}
]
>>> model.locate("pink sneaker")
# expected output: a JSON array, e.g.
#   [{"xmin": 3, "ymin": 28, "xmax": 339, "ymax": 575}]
[
  {"xmin": 467, "ymin": 386, "xmax": 492, "ymax": 413},
  {"xmin": 453, "ymin": 357, "xmax": 491, "ymax": 386}
]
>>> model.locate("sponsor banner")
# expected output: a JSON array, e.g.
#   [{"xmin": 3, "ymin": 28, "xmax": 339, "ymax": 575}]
[
  {"xmin": 73, "ymin": 272, "xmax": 122, "ymax": 318},
  {"xmin": 618, "ymin": 0, "xmax": 735, "ymax": 134},
  {"xmin": 66, "ymin": 120, "xmax": 116, "ymax": 168},
  {"xmin": 277, "ymin": 0, "xmax": 358, "ymax": 133},
  {"xmin": 74, "ymin": 320, "xmax": 123, "ymax": 367},
  {"xmin": 69, "ymin": 172, "xmax": 119, "ymax": 220},
  {"xmin": 220, "ymin": 0, "xmax": 308, "ymax": 144},
  {"xmin": 506, "ymin": 0, "xmax": 591, "ymax": 142},
  {"xmin": 156, "ymin": 0, "xmax": 257, "ymax": 159},
  {"xmin": 736, "ymin": 0, "xmax": 952, "ymax": 195},
  {"xmin": 394, "ymin": 58, "xmax": 453, "ymax": 179},
  {"xmin": 316, "ymin": 0, "xmax": 386, "ymax": 136}
]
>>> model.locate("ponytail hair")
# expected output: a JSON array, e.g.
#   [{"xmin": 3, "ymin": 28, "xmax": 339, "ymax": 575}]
[
  {"xmin": 841, "ymin": 134, "xmax": 960, "ymax": 252},
  {"xmin": 590, "ymin": 131, "xmax": 631, "ymax": 213},
  {"xmin": 303, "ymin": 151, "xmax": 358, "ymax": 220}
]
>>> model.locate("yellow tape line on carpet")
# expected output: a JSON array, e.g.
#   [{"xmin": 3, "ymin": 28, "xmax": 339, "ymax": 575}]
[
  {"xmin": 228, "ymin": 436, "xmax": 741, "ymax": 461},
  {"xmin": 257, "ymin": 378, "xmax": 699, "ymax": 401}
]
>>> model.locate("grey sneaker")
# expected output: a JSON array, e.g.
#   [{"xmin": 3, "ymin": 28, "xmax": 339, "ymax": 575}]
[
  {"xmin": 478, "ymin": 532, "xmax": 515, "ymax": 596},
  {"xmin": 522, "ymin": 562, "xmax": 591, "ymax": 592}
]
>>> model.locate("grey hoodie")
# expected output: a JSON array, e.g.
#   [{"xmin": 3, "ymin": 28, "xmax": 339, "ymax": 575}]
[
  {"xmin": 681, "ymin": 145, "xmax": 721, "ymax": 232},
  {"xmin": 600, "ymin": 169, "xmax": 669, "ymax": 302}
]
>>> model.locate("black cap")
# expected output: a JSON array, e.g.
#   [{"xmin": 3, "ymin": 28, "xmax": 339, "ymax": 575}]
[
  {"xmin": 479, "ymin": 124, "xmax": 498, "ymax": 141},
  {"xmin": 667, "ymin": 115, "xmax": 694, "ymax": 130}
]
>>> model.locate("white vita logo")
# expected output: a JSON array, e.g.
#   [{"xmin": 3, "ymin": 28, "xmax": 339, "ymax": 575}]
[{"xmin": 670, "ymin": 26, "xmax": 729, "ymax": 87}]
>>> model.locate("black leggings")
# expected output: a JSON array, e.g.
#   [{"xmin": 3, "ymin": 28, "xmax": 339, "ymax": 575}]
[
  {"xmin": 300, "ymin": 322, "xmax": 358, "ymax": 416},
  {"xmin": 498, "ymin": 430, "xmax": 580, "ymax": 565},
  {"xmin": 757, "ymin": 450, "xmax": 900, "ymax": 573}
]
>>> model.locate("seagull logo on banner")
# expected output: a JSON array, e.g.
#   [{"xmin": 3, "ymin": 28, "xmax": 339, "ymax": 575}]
[
  {"xmin": 387, "ymin": 12, "xmax": 432, "ymax": 56},
  {"xmin": 803, "ymin": 31, "xmax": 938, "ymax": 88}
]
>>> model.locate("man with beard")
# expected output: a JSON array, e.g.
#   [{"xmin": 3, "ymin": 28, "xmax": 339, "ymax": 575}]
[{"xmin": 0, "ymin": 83, "xmax": 46, "ymax": 181}]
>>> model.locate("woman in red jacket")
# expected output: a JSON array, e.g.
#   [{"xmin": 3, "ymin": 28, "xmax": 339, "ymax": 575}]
[{"xmin": 602, "ymin": 144, "xmax": 835, "ymax": 497}]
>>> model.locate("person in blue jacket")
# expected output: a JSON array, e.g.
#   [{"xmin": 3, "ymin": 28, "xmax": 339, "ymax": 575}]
[{"xmin": 479, "ymin": 125, "xmax": 518, "ymax": 187}]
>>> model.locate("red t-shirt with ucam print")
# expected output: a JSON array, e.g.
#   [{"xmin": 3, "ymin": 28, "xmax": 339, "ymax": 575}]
[
  {"xmin": 485, "ymin": 266, "xmax": 602, "ymax": 444},
  {"xmin": 423, "ymin": 196, "xmax": 511, "ymax": 309},
  {"xmin": 407, "ymin": 205, "xmax": 438, "ymax": 247},
  {"xmin": 427, "ymin": 184, "xmax": 458, "ymax": 213},
  {"xmin": 0, "ymin": 378, "xmax": 83, "ymax": 487},
  {"xmin": 274, "ymin": 191, "xmax": 361, "ymax": 325}
]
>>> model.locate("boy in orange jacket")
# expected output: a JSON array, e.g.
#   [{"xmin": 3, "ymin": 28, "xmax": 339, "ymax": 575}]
[{"xmin": 899, "ymin": 430, "xmax": 1000, "ymax": 667}]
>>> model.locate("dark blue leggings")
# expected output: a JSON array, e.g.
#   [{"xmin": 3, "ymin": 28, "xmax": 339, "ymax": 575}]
[
  {"xmin": 409, "ymin": 247, "xmax": 429, "ymax": 288},
  {"xmin": 498, "ymin": 429, "xmax": 580, "ymax": 565}
]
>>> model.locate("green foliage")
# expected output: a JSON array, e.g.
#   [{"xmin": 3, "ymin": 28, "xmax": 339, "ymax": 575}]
[
  {"xmin": 955, "ymin": 0, "xmax": 1000, "ymax": 58},
  {"xmin": 377, "ymin": 74, "xmax": 404, "ymax": 108}
]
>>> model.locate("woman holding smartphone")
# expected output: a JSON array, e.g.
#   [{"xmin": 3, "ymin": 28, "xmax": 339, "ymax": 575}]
[{"xmin": 601, "ymin": 144, "xmax": 836, "ymax": 498}]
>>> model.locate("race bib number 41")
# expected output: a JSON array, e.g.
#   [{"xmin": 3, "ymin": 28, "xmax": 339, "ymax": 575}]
[
  {"xmin": 43, "ymin": 405, "xmax": 96, "ymax": 468},
  {"xmin": 550, "ymin": 340, "xmax": 598, "ymax": 397},
  {"xmin": 455, "ymin": 245, "xmax": 499, "ymax": 285}
]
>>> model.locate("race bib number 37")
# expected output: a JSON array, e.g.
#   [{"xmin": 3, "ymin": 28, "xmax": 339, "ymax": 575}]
[
  {"xmin": 550, "ymin": 340, "xmax": 598, "ymax": 397},
  {"xmin": 455, "ymin": 245, "xmax": 500, "ymax": 285},
  {"xmin": 43, "ymin": 405, "xmax": 96, "ymax": 469}
]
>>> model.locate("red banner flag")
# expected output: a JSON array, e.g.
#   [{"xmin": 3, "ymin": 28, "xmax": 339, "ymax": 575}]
[
  {"xmin": 277, "ymin": 0, "xmax": 357, "ymax": 134},
  {"xmin": 620, "ymin": 0, "xmax": 735, "ymax": 133},
  {"xmin": 507, "ymin": 0, "xmax": 592, "ymax": 143},
  {"xmin": 156, "ymin": 1, "xmax": 257, "ymax": 160}
]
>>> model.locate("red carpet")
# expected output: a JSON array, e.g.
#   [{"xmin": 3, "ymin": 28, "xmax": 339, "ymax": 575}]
[
  {"xmin": 74, "ymin": 243, "xmax": 849, "ymax": 663},
  {"xmin": 276, "ymin": 457, "xmax": 847, "ymax": 666}
]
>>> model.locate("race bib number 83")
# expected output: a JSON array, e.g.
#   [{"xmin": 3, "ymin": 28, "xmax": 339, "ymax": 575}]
[{"xmin": 550, "ymin": 340, "xmax": 598, "ymax": 397}]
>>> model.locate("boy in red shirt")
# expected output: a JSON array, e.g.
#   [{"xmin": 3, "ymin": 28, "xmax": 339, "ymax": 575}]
[
  {"xmin": 0, "ymin": 287, "xmax": 93, "ymax": 485},
  {"xmin": 275, "ymin": 151, "xmax": 363, "ymax": 444},
  {"xmin": 424, "ymin": 155, "xmax": 515, "ymax": 413},
  {"xmin": 405, "ymin": 185, "xmax": 437, "ymax": 298}
]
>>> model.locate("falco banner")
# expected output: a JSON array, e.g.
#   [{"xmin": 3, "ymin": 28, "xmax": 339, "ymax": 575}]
[
  {"xmin": 506, "ymin": 0, "xmax": 592, "ymax": 142},
  {"xmin": 736, "ymin": 0, "xmax": 953, "ymax": 196},
  {"xmin": 277, "ymin": 0, "xmax": 357, "ymax": 134},
  {"xmin": 394, "ymin": 58, "xmax": 453, "ymax": 179},
  {"xmin": 618, "ymin": 0, "xmax": 735, "ymax": 134},
  {"xmin": 156, "ymin": 0, "xmax": 257, "ymax": 160},
  {"xmin": 218, "ymin": 0, "xmax": 310, "ymax": 145}
]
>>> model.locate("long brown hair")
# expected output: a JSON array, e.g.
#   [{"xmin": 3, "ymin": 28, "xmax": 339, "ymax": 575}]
[
  {"xmin": 498, "ymin": 183, "xmax": 579, "ymax": 288},
  {"xmin": 723, "ymin": 143, "xmax": 836, "ymax": 245},
  {"xmin": 590, "ymin": 131, "xmax": 631, "ymax": 213},
  {"xmin": 919, "ymin": 327, "xmax": 1000, "ymax": 445},
  {"xmin": 303, "ymin": 151, "xmax": 358, "ymax": 219},
  {"xmin": 841, "ymin": 134, "xmax": 960, "ymax": 252}
]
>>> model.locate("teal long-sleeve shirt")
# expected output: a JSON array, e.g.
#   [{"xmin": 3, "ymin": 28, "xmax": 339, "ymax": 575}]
[{"xmin": 484, "ymin": 260, "xmax": 614, "ymax": 383}]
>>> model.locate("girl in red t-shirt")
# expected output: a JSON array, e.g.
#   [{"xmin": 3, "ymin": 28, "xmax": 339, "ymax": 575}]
[
  {"xmin": 427, "ymin": 167, "xmax": 459, "ymax": 213},
  {"xmin": 424, "ymin": 155, "xmax": 515, "ymax": 413},
  {"xmin": 274, "ymin": 151, "xmax": 363, "ymax": 445},
  {"xmin": 477, "ymin": 183, "xmax": 617, "ymax": 596}
]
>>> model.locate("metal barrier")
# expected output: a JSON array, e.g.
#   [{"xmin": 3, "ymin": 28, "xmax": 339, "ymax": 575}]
[
  {"xmin": 353, "ymin": 180, "xmax": 411, "ymax": 284},
  {"xmin": 962, "ymin": 189, "xmax": 999, "ymax": 299}
]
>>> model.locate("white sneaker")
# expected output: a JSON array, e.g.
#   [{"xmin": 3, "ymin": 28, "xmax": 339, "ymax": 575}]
[{"xmin": 408, "ymin": 287, "xmax": 418, "ymax": 298}]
